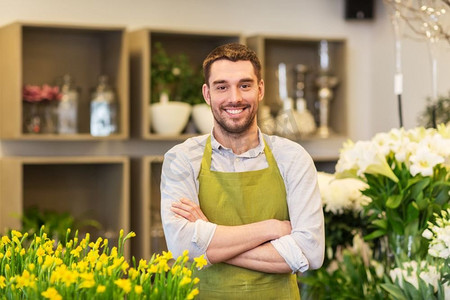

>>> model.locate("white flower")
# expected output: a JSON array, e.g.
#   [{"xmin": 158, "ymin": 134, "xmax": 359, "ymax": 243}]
[
  {"xmin": 317, "ymin": 172, "xmax": 369, "ymax": 215},
  {"xmin": 390, "ymin": 260, "xmax": 440, "ymax": 292},
  {"xmin": 426, "ymin": 209, "xmax": 450, "ymax": 259},
  {"xmin": 409, "ymin": 145, "xmax": 444, "ymax": 177},
  {"xmin": 422, "ymin": 229, "xmax": 434, "ymax": 239}
]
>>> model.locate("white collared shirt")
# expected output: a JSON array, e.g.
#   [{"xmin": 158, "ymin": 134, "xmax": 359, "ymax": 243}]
[{"xmin": 161, "ymin": 129, "xmax": 324, "ymax": 273}]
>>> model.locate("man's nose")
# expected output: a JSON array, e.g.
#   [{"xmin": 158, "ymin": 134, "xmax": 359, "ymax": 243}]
[{"xmin": 230, "ymin": 87, "xmax": 242, "ymax": 102}]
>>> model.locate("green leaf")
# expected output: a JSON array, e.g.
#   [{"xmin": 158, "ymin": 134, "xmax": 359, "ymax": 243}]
[
  {"xmin": 364, "ymin": 229, "xmax": 386, "ymax": 240},
  {"xmin": 410, "ymin": 177, "xmax": 431, "ymax": 199},
  {"xmin": 433, "ymin": 185, "xmax": 450, "ymax": 206},
  {"xmin": 405, "ymin": 202, "xmax": 419, "ymax": 224},
  {"xmin": 372, "ymin": 219, "xmax": 388, "ymax": 230},
  {"xmin": 415, "ymin": 192, "xmax": 427, "ymax": 210},
  {"xmin": 380, "ymin": 283, "xmax": 407, "ymax": 300},
  {"xmin": 386, "ymin": 194, "xmax": 403, "ymax": 209}
]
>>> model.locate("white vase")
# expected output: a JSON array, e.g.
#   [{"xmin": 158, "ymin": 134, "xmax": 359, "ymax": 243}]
[
  {"xmin": 150, "ymin": 101, "xmax": 192, "ymax": 135},
  {"xmin": 192, "ymin": 103, "xmax": 213, "ymax": 134}
]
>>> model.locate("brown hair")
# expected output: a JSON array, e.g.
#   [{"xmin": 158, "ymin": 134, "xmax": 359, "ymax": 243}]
[{"xmin": 203, "ymin": 43, "xmax": 262, "ymax": 86}]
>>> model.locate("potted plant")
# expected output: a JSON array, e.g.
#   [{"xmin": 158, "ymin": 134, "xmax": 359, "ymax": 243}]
[{"xmin": 150, "ymin": 42, "xmax": 212, "ymax": 135}]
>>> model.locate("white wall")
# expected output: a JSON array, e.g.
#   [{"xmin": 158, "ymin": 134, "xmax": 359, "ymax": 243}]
[{"xmin": 0, "ymin": 0, "xmax": 448, "ymax": 157}]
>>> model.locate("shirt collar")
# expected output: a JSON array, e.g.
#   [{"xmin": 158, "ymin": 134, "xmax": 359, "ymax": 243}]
[{"xmin": 210, "ymin": 128, "xmax": 265, "ymax": 158}]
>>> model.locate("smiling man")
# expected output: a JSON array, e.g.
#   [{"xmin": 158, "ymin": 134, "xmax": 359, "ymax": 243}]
[{"xmin": 160, "ymin": 43, "xmax": 324, "ymax": 299}]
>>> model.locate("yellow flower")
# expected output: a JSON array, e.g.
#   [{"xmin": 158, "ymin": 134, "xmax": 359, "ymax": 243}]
[
  {"xmin": 87, "ymin": 250, "xmax": 99, "ymax": 266},
  {"xmin": 97, "ymin": 285, "xmax": 106, "ymax": 293},
  {"xmin": 158, "ymin": 259, "xmax": 170, "ymax": 273},
  {"xmin": 110, "ymin": 247, "xmax": 118, "ymax": 258},
  {"xmin": 193, "ymin": 277, "xmax": 200, "ymax": 284},
  {"xmin": 128, "ymin": 268, "xmax": 139, "ymax": 280},
  {"xmin": 28, "ymin": 264, "xmax": 36, "ymax": 271},
  {"xmin": 11, "ymin": 230, "xmax": 23, "ymax": 238},
  {"xmin": 36, "ymin": 246, "xmax": 46, "ymax": 257},
  {"xmin": 1, "ymin": 236, "xmax": 11, "ymax": 244},
  {"xmin": 187, "ymin": 288, "xmax": 199, "ymax": 300},
  {"xmin": 0, "ymin": 253, "xmax": 3, "ymax": 259},
  {"xmin": 42, "ymin": 287, "xmax": 62, "ymax": 300},
  {"xmin": 79, "ymin": 279, "xmax": 95, "ymax": 289},
  {"xmin": 194, "ymin": 255, "xmax": 208, "ymax": 270},
  {"xmin": 138, "ymin": 259, "xmax": 148, "ymax": 270},
  {"xmin": 148, "ymin": 264, "xmax": 158, "ymax": 273},
  {"xmin": 182, "ymin": 267, "xmax": 192, "ymax": 277},
  {"xmin": 182, "ymin": 249, "xmax": 189, "ymax": 257},
  {"xmin": 5, "ymin": 250, "xmax": 11, "ymax": 259},
  {"xmin": 16, "ymin": 270, "xmax": 37, "ymax": 289},
  {"xmin": 70, "ymin": 246, "xmax": 82, "ymax": 258},
  {"xmin": 12, "ymin": 236, "xmax": 20, "ymax": 244},
  {"xmin": 162, "ymin": 250, "xmax": 173, "ymax": 260},
  {"xmin": 43, "ymin": 256, "xmax": 55, "ymax": 269},
  {"xmin": 171, "ymin": 265, "xmax": 181, "ymax": 275},
  {"xmin": 0, "ymin": 276, "xmax": 6, "ymax": 289},
  {"xmin": 135, "ymin": 285, "xmax": 143, "ymax": 294},
  {"xmin": 20, "ymin": 248, "xmax": 26, "ymax": 256},
  {"xmin": 114, "ymin": 278, "xmax": 132, "ymax": 293},
  {"xmin": 180, "ymin": 276, "xmax": 192, "ymax": 286}
]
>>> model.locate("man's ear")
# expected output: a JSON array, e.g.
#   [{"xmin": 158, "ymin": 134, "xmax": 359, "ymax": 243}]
[
  {"xmin": 258, "ymin": 79, "xmax": 265, "ymax": 102},
  {"xmin": 202, "ymin": 84, "xmax": 211, "ymax": 105}
]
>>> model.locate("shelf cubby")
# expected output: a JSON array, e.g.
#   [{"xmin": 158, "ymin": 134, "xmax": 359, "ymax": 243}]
[
  {"xmin": 128, "ymin": 28, "xmax": 242, "ymax": 140},
  {"xmin": 0, "ymin": 22, "xmax": 129, "ymax": 140},
  {"xmin": 0, "ymin": 156, "xmax": 130, "ymax": 256},
  {"xmin": 130, "ymin": 156, "xmax": 166, "ymax": 260},
  {"xmin": 246, "ymin": 35, "xmax": 348, "ymax": 138}
]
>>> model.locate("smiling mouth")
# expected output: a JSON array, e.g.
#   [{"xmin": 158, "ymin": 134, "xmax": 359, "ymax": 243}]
[{"xmin": 226, "ymin": 108, "xmax": 244, "ymax": 115}]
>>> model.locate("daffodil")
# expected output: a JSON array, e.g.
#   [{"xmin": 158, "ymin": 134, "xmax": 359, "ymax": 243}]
[
  {"xmin": 42, "ymin": 287, "xmax": 62, "ymax": 300},
  {"xmin": 114, "ymin": 278, "xmax": 132, "ymax": 293},
  {"xmin": 0, "ymin": 276, "xmax": 6, "ymax": 289},
  {"xmin": 194, "ymin": 255, "xmax": 208, "ymax": 270}
]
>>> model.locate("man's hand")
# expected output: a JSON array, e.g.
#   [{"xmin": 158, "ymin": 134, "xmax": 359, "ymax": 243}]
[{"xmin": 171, "ymin": 198, "xmax": 209, "ymax": 222}]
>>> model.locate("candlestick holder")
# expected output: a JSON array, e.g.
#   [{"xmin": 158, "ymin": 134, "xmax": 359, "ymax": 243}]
[{"xmin": 315, "ymin": 74, "xmax": 338, "ymax": 138}]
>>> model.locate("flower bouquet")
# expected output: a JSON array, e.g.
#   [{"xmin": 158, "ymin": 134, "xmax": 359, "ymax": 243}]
[
  {"xmin": 335, "ymin": 124, "xmax": 449, "ymax": 259},
  {"xmin": 22, "ymin": 84, "xmax": 61, "ymax": 134},
  {"xmin": 333, "ymin": 124, "xmax": 450, "ymax": 298},
  {"xmin": 0, "ymin": 227, "xmax": 206, "ymax": 299},
  {"xmin": 300, "ymin": 124, "xmax": 449, "ymax": 299}
]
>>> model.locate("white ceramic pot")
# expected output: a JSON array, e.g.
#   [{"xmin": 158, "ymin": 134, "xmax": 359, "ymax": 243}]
[
  {"xmin": 150, "ymin": 101, "xmax": 192, "ymax": 135},
  {"xmin": 192, "ymin": 103, "xmax": 214, "ymax": 134}
]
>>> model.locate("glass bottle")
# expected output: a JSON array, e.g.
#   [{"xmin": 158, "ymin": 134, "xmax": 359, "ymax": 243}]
[
  {"xmin": 90, "ymin": 75, "xmax": 118, "ymax": 136},
  {"xmin": 57, "ymin": 74, "xmax": 79, "ymax": 134}
]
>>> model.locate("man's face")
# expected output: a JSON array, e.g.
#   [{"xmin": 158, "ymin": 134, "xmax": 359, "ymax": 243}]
[{"xmin": 202, "ymin": 60, "xmax": 264, "ymax": 135}]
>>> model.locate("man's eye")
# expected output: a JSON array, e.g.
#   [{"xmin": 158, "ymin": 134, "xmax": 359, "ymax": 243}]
[
  {"xmin": 216, "ymin": 86, "xmax": 227, "ymax": 91},
  {"xmin": 241, "ymin": 84, "xmax": 251, "ymax": 89}
]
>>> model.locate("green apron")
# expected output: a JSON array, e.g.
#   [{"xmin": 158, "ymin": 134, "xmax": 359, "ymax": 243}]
[{"xmin": 195, "ymin": 136, "xmax": 300, "ymax": 300}]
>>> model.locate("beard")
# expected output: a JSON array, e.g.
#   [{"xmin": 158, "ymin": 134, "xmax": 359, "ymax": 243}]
[{"xmin": 212, "ymin": 103, "xmax": 258, "ymax": 135}]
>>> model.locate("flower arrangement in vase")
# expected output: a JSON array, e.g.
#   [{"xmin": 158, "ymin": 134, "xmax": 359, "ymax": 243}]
[
  {"xmin": 299, "ymin": 124, "xmax": 449, "ymax": 299},
  {"xmin": 22, "ymin": 84, "xmax": 61, "ymax": 134}
]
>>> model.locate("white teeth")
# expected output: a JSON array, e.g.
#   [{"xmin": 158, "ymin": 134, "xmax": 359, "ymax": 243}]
[{"xmin": 227, "ymin": 109, "xmax": 243, "ymax": 114}]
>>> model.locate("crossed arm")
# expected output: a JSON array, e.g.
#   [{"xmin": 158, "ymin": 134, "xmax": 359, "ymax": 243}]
[{"xmin": 171, "ymin": 198, "xmax": 293, "ymax": 273}]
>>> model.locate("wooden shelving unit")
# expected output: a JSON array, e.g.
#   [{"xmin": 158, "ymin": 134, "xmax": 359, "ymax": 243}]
[
  {"xmin": 130, "ymin": 156, "xmax": 166, "ymax": 260},
  {"xmin": 0, "ymin": 156, "xmax": 130, "ymax": 256},
  {"xmin": 128, "ymin": 28, "xmax": 243, "ymax": 140},
  {"xmin": 246, "ymin": 35, "xmax": 348, "ymax": 138},
  {"xmin": 0, "ymin": 22, "xmax": 129, "ymax": 140},
  {"xmin": 0, "ymin": 23, "xmax": 351, "ymax": 260}
]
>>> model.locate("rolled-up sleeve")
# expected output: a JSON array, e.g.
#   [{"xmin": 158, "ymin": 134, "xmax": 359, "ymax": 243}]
[
  {"xmin": 270, "ymin": 141, "xmax": 325, "ymax": 273},
  {"xmin": 160, "ymin": 139, "xmax": 217, "ymax": 262}
]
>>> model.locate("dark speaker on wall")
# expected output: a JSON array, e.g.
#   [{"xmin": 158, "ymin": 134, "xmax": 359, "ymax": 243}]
[{"xmin": 345, "ymin": 0, "xmax": 374, "ymax": 20}]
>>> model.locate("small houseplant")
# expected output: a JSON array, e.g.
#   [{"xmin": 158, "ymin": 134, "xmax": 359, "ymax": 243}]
[{"xmin": 150, "ymin": 42, "xmax": 211, "ymax": 135}]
